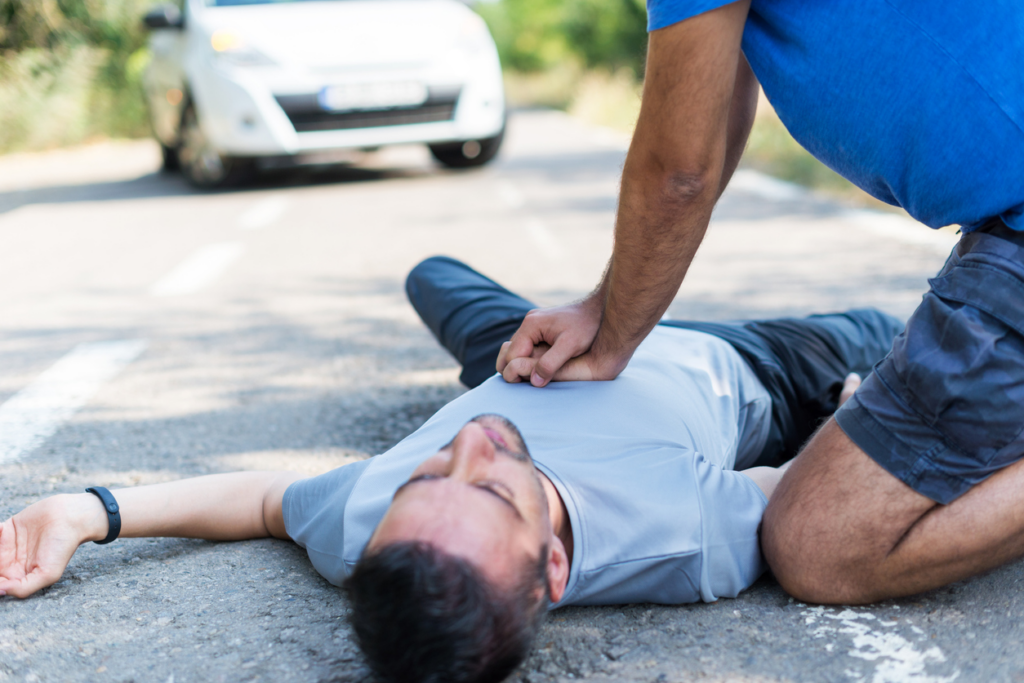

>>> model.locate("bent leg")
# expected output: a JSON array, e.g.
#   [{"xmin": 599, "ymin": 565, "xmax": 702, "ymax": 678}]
[
  {"xmin": 406, "ymin": 257, "xmax": 535, "ymax": 388},
  {"xmin": 763, "ymin": 222, "xmax": 1024, "ymax": 603},
  {"xmin": 763, "ymin": 420, "xmax": 1024, "ymax": 604},
  {"xmin": 745, "ymin": 309, "xmax": 903, "ymax": 415},
  {"xmin": 742, "ymin": 310, "xmax": 903, "ymax": 459}
]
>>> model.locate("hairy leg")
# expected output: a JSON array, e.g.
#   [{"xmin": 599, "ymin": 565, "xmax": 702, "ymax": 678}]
[{"xmin": 763, "ymin": 419, "xmax": 1024, "ymax": 604}]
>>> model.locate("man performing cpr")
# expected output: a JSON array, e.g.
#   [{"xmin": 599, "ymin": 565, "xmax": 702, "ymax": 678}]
[{"xmin": 498, "ymin": 0, "xmax": 1024, "ymax": 605}]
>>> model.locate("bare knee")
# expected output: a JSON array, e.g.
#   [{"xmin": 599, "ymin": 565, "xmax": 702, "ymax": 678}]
[
  {"xmin": 760, "ymin": 420, "xmax": 933, "ymax": 605},
  {"xmin": 762, "ymin": 501, "xmax": 878, "ymax": 605}
]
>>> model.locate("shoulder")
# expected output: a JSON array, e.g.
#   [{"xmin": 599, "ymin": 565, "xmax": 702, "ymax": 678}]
[{"xmin": 283, "ymin": 458, "xmax": 374, "ymax": 545}]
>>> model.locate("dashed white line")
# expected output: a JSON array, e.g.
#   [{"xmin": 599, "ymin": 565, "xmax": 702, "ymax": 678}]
[
  {"xmin": 0, "ymin": 340, "xmax": 147, "ymax": 464},
  {"xmin": 840, "ymin": 209, "xmax": 959, "ymax": 256},
  {"xmin": 497, "ymin": 181, "xmax": 525, "ymax": 209},
  {"xmin": 496, "ymin": 181, "xmax": 562, "ymax": 260},
  {"xmin": 237, "ymin": 196, "xmax": 290, "ymax": 231},
  {"xmin": 150, "ymin": 243, "xmax": 244, "ymax": 297},
  {"xmin": 729, "ymin": 169, "xmax": 808, "ymax": 202},
  {"xmin": 588, "ymin": 126, "xmax": 631, "ymax": 149},
  {"xmin": 525, "ymin": 218, "xmax": 563, "ymax": 261},
  {"xmin": 728, "ymin": 169, "xmax": 960, "ymax": 255}
]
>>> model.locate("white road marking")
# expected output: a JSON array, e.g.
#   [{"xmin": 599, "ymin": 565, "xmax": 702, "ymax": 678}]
[
  {"xmin": 0, "ymin": 340, "xmax": 147, "ymax": 464},
  {"xmin": 588, "ymin": 126, "xmax": 631, "ymax": 149},
  {"xmin": 497, "ymin": 181, "xmax": 525, "ymax": 209},
  {"xmin": 150, "ymin": 243, "xmax": 244, "ymax": 297},
  {"xmin": 237, "ymin": 196, "xmax": 290, "ymax": 231},
  {"xmin": 499, "ymin": 182, "xmax": 565, "ymax": 260},
  {"xmin": 728, "ymin": 169, "xmax": 960, "ymax": 255},
  {"xmin": 393, "ymin": 368, "xmax": 462, "ymax": 386},
  {"xmin": 559, "ymin": 112, "xmax": 630, "ymax": 149},
  {"xmin": 730, "ymin": 169, "xmax": 808, "ymax": 202},
  {"xmin": 840, "ymin": 210, "xmax": 960, "ymax": 256},
  {"xmin": 525, "ymin": 218, "xmax": 563, "ymax": 261},
  {"xmin": 802, "ymin": 606, "xmax": 960, "ymax": 683}
]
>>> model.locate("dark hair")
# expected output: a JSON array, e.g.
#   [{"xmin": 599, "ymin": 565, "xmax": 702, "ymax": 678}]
[{"xmin": 343, "ymin": 541, "xmax": 549, "ymax": 683}]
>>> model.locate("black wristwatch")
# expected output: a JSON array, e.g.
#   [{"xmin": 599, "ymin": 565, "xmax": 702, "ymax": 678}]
[{"xmin": 85, "ymin": 487, "xmax": 121, "ymax": 545}]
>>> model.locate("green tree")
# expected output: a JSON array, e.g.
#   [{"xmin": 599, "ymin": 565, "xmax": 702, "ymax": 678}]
[
  {"xmin": 478, "ymin": 0, "xmax": 648, "ymax": 76},
  {"xmin": 0, "ymin": 0, "xmax": 152, "ymax": 151}
]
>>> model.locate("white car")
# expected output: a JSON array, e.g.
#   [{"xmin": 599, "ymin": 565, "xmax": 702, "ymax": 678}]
[{"xmin": 142, "ymin": 0, "xmax": 507, "ymax": 187}]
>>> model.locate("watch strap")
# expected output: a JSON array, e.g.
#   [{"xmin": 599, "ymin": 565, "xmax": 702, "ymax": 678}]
[{"xmin": 85, "ymin": 487, "xmax": 121, "ymax": 545}]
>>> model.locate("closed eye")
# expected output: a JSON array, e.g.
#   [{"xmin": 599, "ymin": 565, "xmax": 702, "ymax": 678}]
[
  {"xmin": 475, "ymin": 479, "xmax": 516, "ymax": 504},
  {"xmin": 395, "ymin": 474, "xmax": 523, "ymax": 520}
]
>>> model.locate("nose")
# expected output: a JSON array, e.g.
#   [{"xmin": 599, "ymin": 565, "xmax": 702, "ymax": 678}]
[{"xmin": 446, "ymin": 422, "xmax": 497, "ymax": 478}]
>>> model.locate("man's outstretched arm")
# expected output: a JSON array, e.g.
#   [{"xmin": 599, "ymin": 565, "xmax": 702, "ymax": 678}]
[
  {"xmin": 0, "ymin": 471, "xmax": 304, "ymax": 599},
  {"xmin": 498, "ymin": 0, "xmax": 757, "ymax": 386}
]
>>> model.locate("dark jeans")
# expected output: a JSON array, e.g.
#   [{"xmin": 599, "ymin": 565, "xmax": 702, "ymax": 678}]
[{"xmin": 406, "ymin": 256, "xmax": 904, "ymax": 468}]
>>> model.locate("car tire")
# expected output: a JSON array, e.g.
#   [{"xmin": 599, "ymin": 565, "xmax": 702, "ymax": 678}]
[
  {"xmin": 177, "ymin": 103, "xmax": 252, "ymax": 189},
  {"xmin": 160, "ymin": 143, "xmax": 180, "ymax": 172},
  {"xmin": 428, "ymin": 127, "xmax": 504, "ymax": 169}
]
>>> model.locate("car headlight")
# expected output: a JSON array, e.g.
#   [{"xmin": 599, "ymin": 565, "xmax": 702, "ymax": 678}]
[
  {"xmin": 210, "ymin": 30, "xmax": 276, "ymax": 67},
  {"xmin": 456, "ymin": 13, "xmax": 493, "ymax": 54}
]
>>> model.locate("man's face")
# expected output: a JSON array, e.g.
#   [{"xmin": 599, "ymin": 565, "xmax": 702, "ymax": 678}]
[{"xmin": 367, "ymin": 414, "xmax": 552, "ymax": 591}]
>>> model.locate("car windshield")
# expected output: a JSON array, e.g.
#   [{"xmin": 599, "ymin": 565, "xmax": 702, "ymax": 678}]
[{"xmin": 205, "ymin": 0, "xmax": 351, "ymax": 6}]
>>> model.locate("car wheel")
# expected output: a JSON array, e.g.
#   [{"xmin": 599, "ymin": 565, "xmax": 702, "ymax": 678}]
[
  {"xmin": 177, "ymin": 104, "xmax": 251, "ymax": 188},
  {"xmin": 428, "ymin": 127, "xmax": 504, "ymax": 169},
  {"xmin": 160, "ymin": 143, "xmax": 180, "ymax": 172}
]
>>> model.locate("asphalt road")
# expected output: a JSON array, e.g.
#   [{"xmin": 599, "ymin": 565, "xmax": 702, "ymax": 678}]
[{"xmin": 0, "ymin": 110, "xmax": 1014, "ymax": 683}]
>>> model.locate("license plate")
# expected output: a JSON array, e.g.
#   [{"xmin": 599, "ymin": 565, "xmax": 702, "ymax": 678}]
[{"xmin": 318, "ymin": 82, "xmax": 428, "ymax": 112}]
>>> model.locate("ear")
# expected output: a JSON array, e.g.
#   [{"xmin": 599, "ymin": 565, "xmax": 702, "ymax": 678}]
[{"xmin": 545, "ymin": 535, "xmax": 571, "ymax": 604}]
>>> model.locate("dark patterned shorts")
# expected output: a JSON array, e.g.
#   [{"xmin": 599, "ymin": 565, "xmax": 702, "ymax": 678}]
[{"xmin": 836, "ymin": 220, "xmax": 1024, "ymax": 504}]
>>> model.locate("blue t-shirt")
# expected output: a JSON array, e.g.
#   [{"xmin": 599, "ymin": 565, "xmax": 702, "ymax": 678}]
[{"xmin": 647, "ymin": 0, "xmax": 1024, "ymax": 232}]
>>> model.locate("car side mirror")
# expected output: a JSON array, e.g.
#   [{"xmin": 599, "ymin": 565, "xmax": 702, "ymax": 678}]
[{"xmin": 143, "ymin": 4, "xmax": 185, "ymax": 30}]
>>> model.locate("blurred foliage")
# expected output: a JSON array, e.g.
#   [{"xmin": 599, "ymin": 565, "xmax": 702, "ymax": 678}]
[
  {"xmin": 504, "ymin": 64, "xmax": 642, "ymax": 132},
  {"xmin": 477, "ymin": 0, "xmax": 648, "ymax": 76},
  {"xmin": 0, "ymin": 0, "xmax": 151, "ymax": 152},
  {"xmin": 480, "ymin": 0, "xmax": 887, "ymax": 202}
]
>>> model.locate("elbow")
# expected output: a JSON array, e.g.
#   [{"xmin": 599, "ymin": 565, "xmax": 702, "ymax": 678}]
[
  {"xmin": 635, "ymin": 169, "xmax": 717, "ymax": 221},
  {"xmin": 662, "ymin": 169, "xmax": 714, "ymax": 205},
  {"xmin": 632, "ymin": 161, "xmax": 718, "ymax": 213},
  {"xmin": 626, "ymin": 137, "xmax": 720, "ymax": 207}
]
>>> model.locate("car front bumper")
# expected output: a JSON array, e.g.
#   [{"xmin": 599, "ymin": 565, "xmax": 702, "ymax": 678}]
[{"xmin": 188, "ymin": 48, "xmax": 505, "ymax": 157}]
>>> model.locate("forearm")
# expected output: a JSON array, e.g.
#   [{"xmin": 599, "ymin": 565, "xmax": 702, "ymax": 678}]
[
  {"xmin": 589, "ymin": 2, "xmax": 752, "ymax": 367},
  {"xmin": 592, "ymin": 169, "xmax": 716, "ymax": 361},
  {"xmin": 75, "ymin": 471, "xmax": 304, "ymax": 544},
  {"xmin": 497, "ymin": 1, "xmax": 752, "ymax": 386},
  {"xmin": 0, "ymin": 471, "xmax": 306, "ymax": 599}
]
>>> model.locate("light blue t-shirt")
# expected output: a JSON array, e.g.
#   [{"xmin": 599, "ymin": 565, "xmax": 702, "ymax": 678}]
[
  {"xmin": 284, "ymin": 327, "xmax": 772, "ymax": 607},
  {"xmin": 647, "ymin": 0, "xmax": 1024, "ymax": 232}
]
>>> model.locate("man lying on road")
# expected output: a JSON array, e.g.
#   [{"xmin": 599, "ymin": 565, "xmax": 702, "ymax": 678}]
[
  {"xmin": 497, "ymin": 0, "xmax": 1024, "ymax": 605},
  {"xmin": 0, "ymin": 257, "xmax": 901, "ymax": 683}
]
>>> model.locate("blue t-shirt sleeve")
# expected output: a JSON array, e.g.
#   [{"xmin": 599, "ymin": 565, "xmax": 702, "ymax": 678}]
[
  {"xmin": 646, "ymin": 0, "xmax": 739, "ymax": 31},
  {"xmin": 282, "ymin": 458, "xmax": 374, "ymax": 586}
]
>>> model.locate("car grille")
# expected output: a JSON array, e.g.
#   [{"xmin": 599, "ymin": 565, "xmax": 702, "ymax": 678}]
[{"xmin": 274, "ymin": 87, "xmax": 460, "ymax": 133}]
